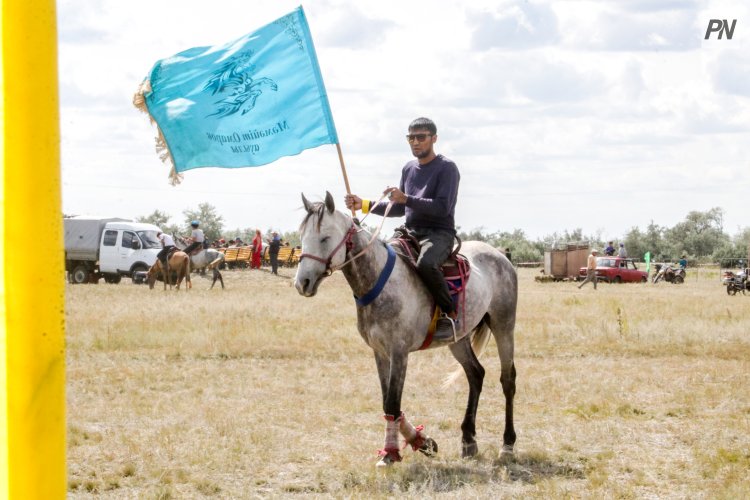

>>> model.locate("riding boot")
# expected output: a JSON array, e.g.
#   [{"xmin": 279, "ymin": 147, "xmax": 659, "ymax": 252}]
[{"xmin": 376, "ymin": 414, "xmax": 402, "ymax": 466}]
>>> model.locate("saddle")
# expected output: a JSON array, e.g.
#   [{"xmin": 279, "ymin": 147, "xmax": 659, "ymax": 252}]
[
  {"xmin": 390, "ymin": 225, "xmax": 470, "ymax": 278},
  {"xmin": 389, "ymin": 226, "xmax": 471, "ymax": 348}
]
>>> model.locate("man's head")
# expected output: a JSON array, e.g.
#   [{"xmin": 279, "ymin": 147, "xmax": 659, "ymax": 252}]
[
  {"xmin": 406, "ymin": 117, "xmax": 437, "ymax": 161},
  {"xmin": 191, "ymin": 220, "xmax": 200, "ymax": 228},
  {"xmin": 592, "ymin": 249, "xmax": 599, "ymax": 255}
]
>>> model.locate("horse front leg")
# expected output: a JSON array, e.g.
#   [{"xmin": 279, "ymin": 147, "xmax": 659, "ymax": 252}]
[
  {"xmin": 449, "ymin": 335, "xmax": 486, "ymax": 458},
  {"xmin": 373, "ymin": 349, "xmax": 408, "ymax": 466}
]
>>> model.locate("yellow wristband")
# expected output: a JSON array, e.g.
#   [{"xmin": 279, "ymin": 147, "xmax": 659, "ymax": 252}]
[{"xmin": 362, "ymin": 199, "xmax": 371, "ymax": 214}]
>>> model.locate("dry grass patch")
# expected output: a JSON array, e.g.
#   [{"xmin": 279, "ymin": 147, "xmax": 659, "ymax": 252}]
[{"xmin": 66, "ymin": 267, "xmax": 750, "ymax": 498}]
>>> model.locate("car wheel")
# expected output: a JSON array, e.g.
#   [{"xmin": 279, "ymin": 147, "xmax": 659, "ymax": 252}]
[
  {"xmin": 640, "ymin": 277, "xmax": 647, "ymax": 283},
  {"xmin": 131, "ymin": 264, "xmax": 149, "ymax": 282},
  {"xmin": 612, "ymin": 276, "xmax": 622, "ymax": 284},
  {"xmin": 71, "ymin": 265, "xmax": 89, "ymax": 284},
  {"xmin": 104, "ymin": 274, "xmax": 122, "ymax": 284}
]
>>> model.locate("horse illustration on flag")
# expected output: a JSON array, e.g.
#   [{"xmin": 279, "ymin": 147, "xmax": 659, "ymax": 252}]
[{"xmin": 203, "ymin": 51, "xmax": 278, "ymax": 118}]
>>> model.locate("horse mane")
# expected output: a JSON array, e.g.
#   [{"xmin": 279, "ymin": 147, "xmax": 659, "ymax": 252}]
[{"xmin": 299, "ymin": 202, "xmax": 329, "ymax": 232}]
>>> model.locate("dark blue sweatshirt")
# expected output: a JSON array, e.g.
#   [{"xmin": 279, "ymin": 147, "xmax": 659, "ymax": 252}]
[{"xmin": 372, "ymin": 154, "xmax": 460, "ymax": 233}]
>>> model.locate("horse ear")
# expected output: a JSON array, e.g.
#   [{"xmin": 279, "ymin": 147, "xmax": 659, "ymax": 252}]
[
  {"xmin": 301, "ymin": 193, "xmax": 313, "ymax": 213},
  {"xmin": 324, "ymin": 191, "xmax": 335, "ymax": 214}
]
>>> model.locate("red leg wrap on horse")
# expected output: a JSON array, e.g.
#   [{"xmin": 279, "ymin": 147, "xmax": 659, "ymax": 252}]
[
  {"xmin": 379, "ymin": 414, "xmax": 402, "ymax": 460},
  {"xmin": 398, "ymin": 413, "xmax": 427, "ymax": 451}
]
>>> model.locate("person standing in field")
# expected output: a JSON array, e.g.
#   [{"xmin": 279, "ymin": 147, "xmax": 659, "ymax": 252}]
[
  {"xmin": 267, "ymin": 231, "xmax": 282, "ymax": 275},
  {"xmin": 251, "ymin": 229, "xmax": 263, "ymax": 269},
  {"xmin": 344, "ymin": 117, "xmax": 460, "ymax": 339},
  {"xmin": 578, "ymin": 248, "xmax": 599, "ymax": 289}
]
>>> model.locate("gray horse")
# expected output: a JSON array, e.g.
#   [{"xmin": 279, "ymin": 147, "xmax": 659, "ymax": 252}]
[
  {"xmin": 294, "ymin": 192, "xmax": 517, "ymax": 467},
  {"xmin": 174, "ymin": 237, "xmax": 225, "ymax": 289}
]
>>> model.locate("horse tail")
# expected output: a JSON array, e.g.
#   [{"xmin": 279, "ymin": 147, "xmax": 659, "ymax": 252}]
[{"xmin": 441, "ymin": 319, "xmax": 493, "ymax": 388}]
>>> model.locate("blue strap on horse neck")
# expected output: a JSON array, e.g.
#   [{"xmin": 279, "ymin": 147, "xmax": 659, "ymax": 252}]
[{"xmin": 354, "ymin": 244, "xmax": 397, "ymax": 307}]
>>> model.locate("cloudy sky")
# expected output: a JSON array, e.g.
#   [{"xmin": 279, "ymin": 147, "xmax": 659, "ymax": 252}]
[{"xmin": 58, "ymin": 0, "xmax": 749, "ymax": 240}]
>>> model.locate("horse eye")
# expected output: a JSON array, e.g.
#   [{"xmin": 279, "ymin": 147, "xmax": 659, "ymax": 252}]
[{"xmin": 320, "ymin": 236, "xmax": 330, "ymax": 244}]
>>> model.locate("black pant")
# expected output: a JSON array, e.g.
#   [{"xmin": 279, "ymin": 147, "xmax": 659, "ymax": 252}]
[
  {"xmin": 157, "ymin": 245, "xmax": 174, "ymax": 264},
  {"xmin": 270, "ymin": 252, "xmax": 279, "ymax": 274},
  {"xmin": 183, "ymin": 242, "xmax": 201, "ymax": 255},
  {"xmin": 412, "ymin": 227, "xmax": 455, "ymax": 314}
]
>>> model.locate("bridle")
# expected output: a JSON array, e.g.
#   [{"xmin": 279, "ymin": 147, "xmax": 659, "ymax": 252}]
[
  {"xmin": 298, "ymin": 199, "xmax": 395, "ymax": 276},
  {"xmin": 298, "ymin": 224, "xmax": 358, "ymax": 276}
]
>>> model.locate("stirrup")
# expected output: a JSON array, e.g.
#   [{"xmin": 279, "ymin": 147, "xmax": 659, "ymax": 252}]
[{"xmin": 434, "ymin": 313, "xmax": 458, "ymax": 342}]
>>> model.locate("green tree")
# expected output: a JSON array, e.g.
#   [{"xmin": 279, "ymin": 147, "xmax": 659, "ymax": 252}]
[
  {"xmin": 182, "ymin": 203, "xmax": 224, "ymax": 242},
  {"xmin": 136, "ymin": 210, "xmax": 180, "ymax": 236},
  {"xmin": 493, "ymin": 229, "xmax": 543, "ymax": 263},
  {"xmin": 664, "ymin": 207, "xmax": 728, "ymax": 260}
]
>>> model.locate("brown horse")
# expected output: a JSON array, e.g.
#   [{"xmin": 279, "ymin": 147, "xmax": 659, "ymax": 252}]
[{"xmin": 147, "ymin": 251, "xmax": 191, "ymax": 290}]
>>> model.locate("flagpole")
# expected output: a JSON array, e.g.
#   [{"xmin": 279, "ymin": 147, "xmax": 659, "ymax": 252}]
[{"xmin": 335, "ymin": 143, "xmax": 357, "ymax": 217}]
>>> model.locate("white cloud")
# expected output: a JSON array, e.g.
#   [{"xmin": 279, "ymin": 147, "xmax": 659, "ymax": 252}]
[
  {"xmin": 56, "ymin": 0, "xmax": 750, "ymax": 239},
  {"xmin": 468, "ymin": 3, "xmax": 560, "ymax": 50}
]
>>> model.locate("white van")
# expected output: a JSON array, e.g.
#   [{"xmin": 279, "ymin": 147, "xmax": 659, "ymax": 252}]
[{"xmin": 64, "ymin": 217, "xmax": 163, "ymax": 284}]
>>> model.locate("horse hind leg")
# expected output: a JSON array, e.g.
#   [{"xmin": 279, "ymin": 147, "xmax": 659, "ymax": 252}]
[
  {"xmin": 448, "ymin": 322, "xmax": 488, "ymax": 458},
  {"xmin": 211, "ymin": 268, "xmax": 224, "ymax": 289},
  {"xmin": 489, "ymin": 311, "xmax": 517, "ymax": 455}
]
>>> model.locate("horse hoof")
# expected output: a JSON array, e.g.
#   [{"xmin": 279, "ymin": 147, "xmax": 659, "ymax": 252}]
[
  {"xmin": 500, "ymin": 444, "xmax": 514, "ymax": 457},
  {"xmin": 376, "ymin": 449, "xmax": 402, "ymax": 467},
  {"xmin": 418, "ymin": 437, "xmax": 438, "ymax": 457},
  {"xmin": 462, "ymin": 441, "xmax": 478, "ymax": 458}
]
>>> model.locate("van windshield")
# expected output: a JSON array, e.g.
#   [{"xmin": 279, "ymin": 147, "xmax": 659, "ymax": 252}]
[{"xmin": 137, "ymin": 230, "xmax": 161, "ymax": 249}]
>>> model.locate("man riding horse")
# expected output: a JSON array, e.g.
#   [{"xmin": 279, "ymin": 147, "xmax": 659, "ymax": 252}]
[
  {"xmin": 156, "ymin": 231, "xmax": 176, "ymax": 266},
  {"xmin": 183, "ymin": 220, "xmax": 205, "ymax": 255},
  {"xmin": 345, "ymin": 117, "xmax": 460, "ymax": 340}
]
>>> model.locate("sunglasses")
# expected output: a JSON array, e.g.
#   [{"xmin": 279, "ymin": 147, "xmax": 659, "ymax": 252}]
[{"xmin": 405, "ymin": 133, "xmax": 433, "ymax": 143}]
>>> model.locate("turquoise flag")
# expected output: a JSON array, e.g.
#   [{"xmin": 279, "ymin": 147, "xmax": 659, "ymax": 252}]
[
  {"xmin": 645, "ymin": 251, "xmax": 651, "ymax": 273},
  {"xmin": 135, "ymin": 6, "xmax": 338, "ymax": 183}
]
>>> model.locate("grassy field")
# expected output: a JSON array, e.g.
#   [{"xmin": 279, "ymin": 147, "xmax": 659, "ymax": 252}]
[{"xmin": 66, "ymin": 266, "xmax": 750, "ymax": 498}]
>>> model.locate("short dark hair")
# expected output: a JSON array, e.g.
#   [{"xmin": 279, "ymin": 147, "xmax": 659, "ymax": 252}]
[{"xmin": 409, "ymin": 117, "xmax": 437, "ymax": 135}]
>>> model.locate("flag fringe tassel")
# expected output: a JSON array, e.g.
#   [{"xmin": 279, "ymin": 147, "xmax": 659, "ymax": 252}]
[{"xmin": 132, "ymin": 80, "xmax": 184, "ymax": 186}]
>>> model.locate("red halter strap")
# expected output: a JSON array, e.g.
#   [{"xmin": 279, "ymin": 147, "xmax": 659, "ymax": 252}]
[{"xmin": 298, "ymin": 224, "xmax": 357, "ymax": 274}]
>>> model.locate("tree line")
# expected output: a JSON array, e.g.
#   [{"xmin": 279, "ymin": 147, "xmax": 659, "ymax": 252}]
[
  {"xmin": 137, "ymin": 205, "xmax": 749, "ymax": 265},
  {"xmin": 457, "ymin": 207, "xmax": 749, "ymax": 265}
]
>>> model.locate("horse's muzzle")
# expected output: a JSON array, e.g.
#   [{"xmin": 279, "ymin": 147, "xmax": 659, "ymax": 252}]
[{"xmin": 294, "ymin": 272, "xmax": 326, "ymax": 297}]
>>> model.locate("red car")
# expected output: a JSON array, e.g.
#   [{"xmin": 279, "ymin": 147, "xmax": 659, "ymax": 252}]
[{"xmin": 579, "ymin": 257, "xmax": 649, "ymax": 283}]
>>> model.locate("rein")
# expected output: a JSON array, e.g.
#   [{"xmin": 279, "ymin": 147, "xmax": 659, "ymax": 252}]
[
  {"xmin": 299, "ymin": 199, "xmax": 398, "ymax": 307},
  {"xmin": 299, "ymin": 199, "xmax": 395, "ymax": 275}
]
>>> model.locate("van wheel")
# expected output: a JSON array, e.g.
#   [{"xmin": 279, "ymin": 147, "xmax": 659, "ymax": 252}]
[
  {"xmin": 130, "ymin": 264, "xmax": 149, "ymax": 283},
  {"xmin": 71, "ymin": 265, "xmax": 89, "ymax": 284},
  {"xmin": 612, "ymin": 276, "xmax": 622, "ymax": 284},
  {"xmin": 104, "ymin": 274, "xmax": 122, "ymax": 284}
]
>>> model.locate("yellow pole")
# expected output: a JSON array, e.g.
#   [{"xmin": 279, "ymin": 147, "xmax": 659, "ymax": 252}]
[{"xmin": 2, "ymin": 0, "xmax": 66, "ymax": 497}]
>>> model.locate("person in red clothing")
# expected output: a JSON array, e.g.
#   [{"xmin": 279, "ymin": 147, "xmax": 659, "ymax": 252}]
[{"xmin": 251, "ymin": 228, "xmax": 263, "ymax": 269}]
